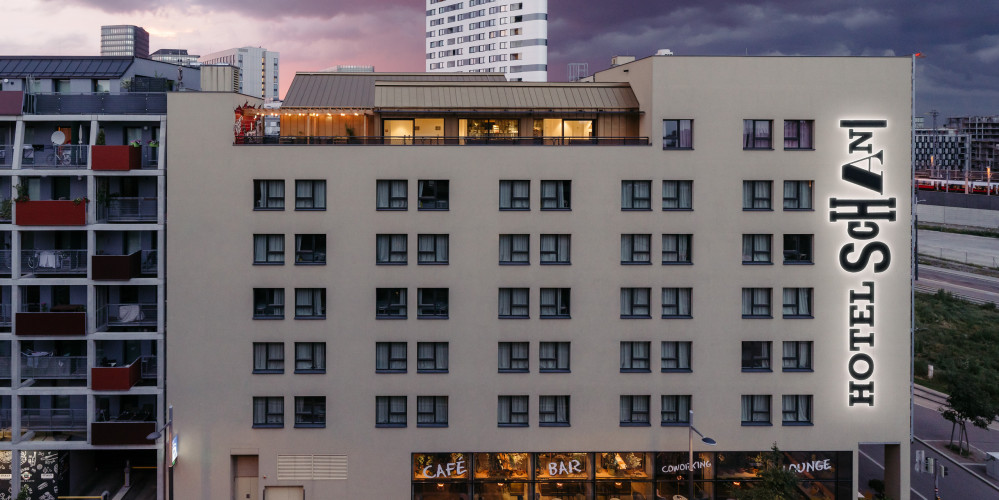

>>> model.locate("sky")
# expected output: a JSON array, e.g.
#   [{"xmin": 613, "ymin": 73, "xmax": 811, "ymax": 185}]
[{"xmin": 3, "ymin": 0, "xmax": 999, "ymax": 120}]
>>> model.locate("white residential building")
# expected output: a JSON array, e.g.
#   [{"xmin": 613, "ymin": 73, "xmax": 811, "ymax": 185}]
[{"xmin": 199, "ymin": 47, "xmax": 280, "ymax": 101}]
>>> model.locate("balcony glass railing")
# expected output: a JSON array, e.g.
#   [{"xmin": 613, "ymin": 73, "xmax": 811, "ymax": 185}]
[
  {"xmin": 236, "ymin": 135, "xmax": 651, "ymax": 146},
  {"xmin": 20, "ymin": 144, "xmax": 88, "ymax": 168},
  {"xmin": 0, "ymin": 250, "xmax": 10, "ymax": 273},
  {"xmin": 0, "ymin": 145, "xmax": 12, "ymax": 168},
  {"xmin": 140, "ymin": 250, "xmax": 157, "ymax": 274},
  {"xmin": 20, "ymin": 249, "xmax": 87, "ymax": 274},
  {"xmin": 27, "ymin": 92, "xmax": 167, "ymax": 115},
  {"xmin": 20, "ymin": 354, "xmax": 87, "ymax": 379},
  {"xmin": 98, "ymin": 303, "xmax": 157, "ymax": 330},
  {"xmin": 140, "ymin": 354, "xmax": 157, "ymax": 379},
  {"xmin": 20, "ymin": 408, "xmax": 87, "ymax": 432},
  {"xmin": 98, "ymin": 198, "xmax": 157, "ymax": 222},
  {"xmin": 0, "ymin": 304, "xmax": 10, "ymax": 328}
]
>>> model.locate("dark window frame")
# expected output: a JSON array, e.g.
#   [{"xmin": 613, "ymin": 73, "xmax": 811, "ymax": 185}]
[
  {"xmin": 662, "ymin": 180, "xmax": 693, "ymax": 210},
  {"xmin": 783, "ymin": 180, "xmax": 814, "ymax": 211},
  {"xmin": 620, "ymin": 395, "xmax": 651, "ymax": 426},
  {"xmin": 376, "ymin": 234, "xmax": 408, "ymax": 265},
  {"xmin": 540, "ymin": 180, "xmax": 571, "ymax": 210},
  {"xmin": 661, "ymin": 341, "xmax": 692, "ymax": 372},
  {"xmin": 417, "ymin": 234, "xmax": 449, "ymax": 265},
  {"xmin": 742, "ymin": 234, "xmax": 773, "ymax": 264},
  {"xmin": 782, "ymin": 394, "xmax": 813, "ymax": 425},
  {"xmin": 661, "ymin": 234, "xmax": 693, "ymax": 265},
  {"xmin": 539, "ymin": 288, "xmax": 571, "ymax": 318},
  {"xmin": 499, "ymin": 234, "xmax": 530, "ymax": 265},
  {"xmin": 376, "ymin": 179, "xmax": 408, "ymax": 210},
  {"xmin": 620, "ymin": 288, "xmax": 651, "ymax": 318},
  {"xmin": 783, "ymin": 234, "xmax": 813, "ymax": 264},
  {"xmin": 294, "ymin": 234, "xmax": 326, "ymax": 265},
  {"xmin": 294, "ymin": 179, "xmax": 326, "ymax": 210},
  {"xmin": 375, "ymin": 342, "xmax": 408, "ymax": 373},
  {"xmin": 498, "ymin": 395, "xmax": 529, "ymax": 427},
  {"xmin": 741, "ymin": 341, "xmax": 772, "ymax": 372},
  {"xmin": 620, "ymin": 341, "xmax": 651, "ymax": 373},
  {"xmin": 252, "ymin": 342, "xmax": 284, "ymax": 374},
  {"xmin": 539, "ymin": 341, "xmax": 570, "ymax": 373},
  {"xmin": 741, "ymin": 394, "xmax": 772, "ymax": 426},
  {"xmin": 417, "ymin": 288, "xmax": 449, "ymax": 319},
  {"xmin": 498, "ymin": 288, "xmax": 530, "ymax": 318},
  {"xmin": 294, "ymin": 342, "xmax": 326, "ymax": 374},
  {"xmin": 662, "ymin": 119, "xmax": 693, "ymax": 150},
  {"xmin": 254, "ymin": 179, "xmax": 285, "ymax": 210},
  {"xmin": 418, "ymin": 179, "xmax": 450, "ymax": 210},
  {"xmin": 376, "ymin": 288, "xmax": 408, "ymax": 319},
  {"xmin": 743, "ymin": 119, "xmax": 773, "ymax": 150},
  {"xmin": 498, "ymin": 342, "xmax": 530, "ymax": 372},
  {"xmin": 539, "ymin": 395, "xmax": 570, "ymax": 427},
  {"xmin": 660, "ymin": 395, "xmax": 691, "ymax": 426},
  {"xmin": 417, "ymin": 342, "xmax": 449, "ymax": 373},
  {"xmin": 253, "ymin": 288, "xmax": 284, "ymax": 319},
  {"xmin": 621, "ymin": 234, "xmax": 652, "ymax": 264},
  {"xmin": 661, "ymin": 287, "xmax": 692, "ymax": 319},
  {"xmin": 294, "ymin": 396, "xmax": 326, "ymax": 428},
  {"xmin": 783, "ymin": 120, "xmax": 814, "ymax": 150},
  {"xmin": 376, "ymin": 395, "xmax": 408, "ymax": 428},
  {"xmin": 252, "ymin": 396, "xmax": 284, "ymax": 428},
  {"xmin": 253, "ymin": 234, "xmax": 284, "ymax": 265},
  {"xmin": 539, "ymin": 234, "xmax": 571, "ymax": 265},
  {"xmin": 742, "ymin": 288, "xmax": 772, "ymax": 318},
  {"xmin": 782, "ymin": 341, "xmax": 813, "ymax": 372},
  {"xmin": 743, "ymin": 180, "xmax": 773, "ymax": 211},
  {"xmin": 416, "ymin": 395, "xmax": 449, "ymax": 427},
  {"xmin": 499, "ymin": 180, "xmax": 530, "ymax": 210},
  {"xmin": 621, "ymin": 180, "xmax": 652, "ymax": 211}
]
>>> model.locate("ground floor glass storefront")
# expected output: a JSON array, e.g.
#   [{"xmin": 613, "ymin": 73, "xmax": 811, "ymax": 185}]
[{"xmin": 412, "ymin": 451, "xmax": 852, "ymax": 500}]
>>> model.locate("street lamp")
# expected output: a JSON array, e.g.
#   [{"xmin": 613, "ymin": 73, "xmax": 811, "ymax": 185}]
[
  {"xmin": 688, "ymin": 410, "xmax": 716, "ymax": 500},
  {"xmin": 146, "ymin": 405, "xmax": 173, "ymax": 500}
]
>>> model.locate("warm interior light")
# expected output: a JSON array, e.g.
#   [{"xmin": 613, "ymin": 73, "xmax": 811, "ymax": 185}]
[{"xmin": 341, "ymin": 113, "xmax": 346, "ymax": 117}]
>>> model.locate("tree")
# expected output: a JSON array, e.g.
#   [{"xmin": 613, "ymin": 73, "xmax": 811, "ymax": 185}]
[
  {"xmin": 941, "ymin": 371, "xmax": 999, "ymax": 456},
  {"xmin": 739, "ymin": 443, "xmax": 799, "ymax": 500}
]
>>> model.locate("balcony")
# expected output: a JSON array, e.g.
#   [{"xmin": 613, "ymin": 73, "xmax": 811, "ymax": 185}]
[
  {"xmin": 21, "ymin": 249, "xmax": 87, "ymax": 276},
  {"xmin": 20, "ymin": 144, "xmax": 88, "ymax": 169},
  {"xmin": 91, "ymin": 421, "xmax": 156, "ymax": 445},
  {"xmin": 0, "ymin": 304, "xmax": 10, "ymax": 331},
  {"xmin": 15, "ymin": 200, "xmax": 87, "ymax": 226},
  {"xmin": 91, "ymin": 145, "xmax": 141, "ymax": 171},
  {"xmin": 20, "ymin": 354, "xmax": 86, "ymax": 380},
  {"xmin": 21, "ymin": 408, "xmax": 87, "ymax": 434},
  {"xmin": 92, "ymin": 251, "xmax": 142, "ymax": 280},
  {"xmin": 27, "ymin": 92, "xmax": 167, "ymax": 115},
  {"xmin": 237, "ymin": 135, "xmax": 651, "ymax": 146},
  {"xmin": 141, "ymin": 250, "xmax": 157, "ymax": 275},
  {"xmin": 16, "ymin": 310, "xmax": 86, "ymax": 336},
  {"xmin": 98, "ymin": 303, "xmax": 157, "ymax": 332},
  {"xmin": 98, "ymin": 197, "xmax": 156, "ymax": 223},
  {"xmin": 92, "ymin": 357, "xmax": 142, "ymax": 391},
  {"xmin": 0, "ymin": 145, "xmax": 12, "ymax": 168},
  {"xmin": 0, "ymin": 250, "xmax": 10, "ymax": 275}
]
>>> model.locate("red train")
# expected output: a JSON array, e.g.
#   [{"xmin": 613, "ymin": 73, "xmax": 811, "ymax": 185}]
[{"xmin": 916, "ymin": 177, "xmax": 999, "ymax": 195}]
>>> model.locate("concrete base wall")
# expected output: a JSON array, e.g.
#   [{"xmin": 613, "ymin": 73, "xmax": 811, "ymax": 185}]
[{"xmin": 918, "ymin": 204, "xmax": 999, "ymax": 229}]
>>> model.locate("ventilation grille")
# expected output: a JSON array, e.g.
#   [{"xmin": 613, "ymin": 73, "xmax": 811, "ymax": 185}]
[{"xmin": 277, "ymin": 455, "xmax": 347, "ymax": 480}]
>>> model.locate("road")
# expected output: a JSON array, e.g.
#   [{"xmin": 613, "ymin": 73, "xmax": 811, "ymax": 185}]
[
  {"xmin": 918, "ymin": 229, "xmax": 999, "ymax": 268},
  {"xmin": 916, "ymin": 265, "xmax": 999, "ymax": 303}
]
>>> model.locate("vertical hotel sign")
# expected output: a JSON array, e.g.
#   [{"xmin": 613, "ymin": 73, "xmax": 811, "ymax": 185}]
[{"xmin": 830, "ymin": 120, "xmax": 894, "ymax": 407}]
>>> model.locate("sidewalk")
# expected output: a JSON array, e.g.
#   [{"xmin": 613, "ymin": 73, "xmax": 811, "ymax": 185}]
[{"xmin": 914, "ymin": 384, "xmax": 999, "ymax": 491}]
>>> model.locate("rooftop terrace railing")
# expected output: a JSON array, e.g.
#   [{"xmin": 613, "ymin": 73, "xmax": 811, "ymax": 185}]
[
  {"xmin": 236, "ymin": 135, "xmax": 651, "ymax": 146},
  {"xmin": 26, "ymin": 93, "xmax": 167, "ymax": 115}
]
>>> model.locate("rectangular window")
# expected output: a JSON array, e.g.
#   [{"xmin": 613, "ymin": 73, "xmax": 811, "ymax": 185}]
[
  {"xmin": 782, "ymin": 395, "xmax": 813, "ymax": 425},
  {"xmin": 741, "ymin": 288, "xmax": 772, "ymax": 318},
  {"xmin": 376, "ymin": 234, "xmax": 408, "ymax": 264},
  {"xmin": 620, "ymin": 234, "xmax": 651, "ymax": 264},
  {"xmin": 742, "ymin": 234, "xmax": 772, "ymax": 264},
  {"xmin": 294, "ymin": 288, "xmax": 326, "ymax": 319},
  {"xmin": 375, "ymin": 342, "xmax": 407, "ymax": 373},
  {"xmin": 661, "ymin": 234, "xmax": 692, "ymax": 264},
  {"xmin": 742, "ymin": 341, "xmax": 772, "ymax": 371},
  {"xmin": 782, "ymin": 288, "xmax": 813, "ymax": 318},
  {"xmin": 294, "ymin": 396, "xmax": 326, "ymax": 428},
  {"xmin": 254, "ymin": 180, "xmax": 285, "ymax": 210},
  {"xmin": 783, "ymin": 120, "xmax": 814, "ymax": 150},
  {"xmin": 539, "ymin": 234, "xmax": 570, "ymax": 264},
  {"xmin": 499, "ymin": 234, "xmax": 530, "ymax": 264},
  {"xmin": 539, "ymin": 342, "xmax": 570, "ymax": 372},
  {"xmin": 782, "ymin": 341, "xmax": 813, "ymax": 371},
  {"xmin": 295, "ymin": 234, "xmax": 326, "ymax": 264},
  {"xmin": 661, "ymin": 395, "xmax": 691, "ymax": 425},
  {"xmin": 662, "ymin": 119, "xmax": 693, "ymax": 149},
  {"xmin": 295, "ymin": 180, "xmax": 326, "ymax": 210},
  {"xmin": 661, "ymin": 341, "xmax": 692, "ymax": 372},
  {"xmin": 253, "ymin": 397, "xmax": 283, "ymax": 428},
  {"xmin": 743, "ymin": 181, "xmax": 772, "ymax": 210},
  {"xmin": 253, "ymin": 234, "xmax": 284, "ymax": 264},
  {"xmin": 621, "ymin": 180, "xmax": 651, "ymax": 210},
  {"xmin": 418, "ymin": 180, "xmax": 449, "ymax": 210},
  {"xmin": 376, "ymin": 288, "xmax": 407, "ymax": 318},
  {"xmin": 741, "ymin": 395, "xmax": 772, "ymax": 425},
  {"xmin": 743, "ymin": 119, "xmax": 773, "ymax": 149},
  {"xmin": 498, "ymin": 342, "xmax": 529, "ymax": 372},
  {"xmin": 620, "ymin": 395, "xmax": 650, "ymax": 426},
  {"xmin": 540, "ymin": 180, "xmax": 571, "ymax": 210},
  {"xmin": 417, "ymin": 288, "xmax": 449, "ymax": 318},
  {"xmin": 620, "ymin": 341, "xmax": 650, "ymax": 372},
  {"xmin": 417, "ymin": 396, "xmax": 448, "ymax": 427},
  {"xmin": 253, "ymin": 288, "xmax": 284, "ymax": 319},
  {"xmin": 499, "ymin": 180, "xmax": 530, "ymax": 210},
  {"xmin": 783, "ymin": 180, "xmax": 813, "ymax": 210},
  {"xmin": 376, "ymin": 396, "xmax": 407, "ymax": 427},
  {"xmin": 417, "ymin": 342, "xmax": 449, "ymax": 373},
  {"xmin": 539, "ymin": 395, "xmax": 570, "ymax": 426},
  {"xmin": 376, "ymin": 180, "xmax": 408, "ymax": 210},
  {"xmin": 498, "ymin": 288, "xmax": 529, "ymax": 318},
  {"xmin": 620, "ymin": 288, "xmax": 651, "ymax": 318},
  {"xmin": 417, "ymin": 234, "xmax": 449, "ymax": 264},
  {"xmin": 662, "ymin": 180, "xmax": 693, "ymax": 210},
  {"xmin": 661, "ymin": 288, "xmax": 692, "ymax": 318},
  {"xmin": 783, "ymin": 234, "xmax": 813, "ymax": 264},
  {"xmin": 294, "ymin": 342, "xmax": 326, "ymax": 373},
  {"xmin": 498, "ymin": 395, "xmax": 529, "ymax": 427},
  {"xmin": 539, "ymin": 288, "xmax": 570, "ymax": 318},
  {"xmin": 253, "ymin": 343, "xmax": 284, "ymax": 373}
]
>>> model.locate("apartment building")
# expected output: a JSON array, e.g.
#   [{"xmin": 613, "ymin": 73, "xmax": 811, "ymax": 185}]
[
  {"xmin": 946, "ymin": 116, "xmax": 999, "ymax": 171},
  {"xmin": 199, "ymin": 47, "xmax": 280, "ymax": 101},
  {"xmin": 166, "ymin": 56, "xmax": 912, "ymax": 500},
  {"xmin": 913, "ymin": 128, "xmax": 970, "ymax": 174},
  {"xmin": 426, "ymin": 0, "xmax": 548, "ymax": 81},
  {"xmin": 100, "ymin": 25, "xmax": 150, "ymax": 59}
]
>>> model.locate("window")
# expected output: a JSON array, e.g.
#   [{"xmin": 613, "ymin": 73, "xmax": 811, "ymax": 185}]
[
  {"xmin": 417, "ymin": 396, "xmax": 448, "ymax": 427},
  {"xmin": 743, "ymin": 181, "xmax": 772, "ymax": 210},
  {"xmin": 662, "ymin": 180, "xmax": 693, "ymax": 210},
  {"xmin": 661, "ymin": 341, "xmax": 692, "ymax": 372},
  {"xmin": 376, "ymin": 180, "xmax": 407, "ymax": 210},
  {"xmin": 498, "ymin": 395, "xmax": 529, "ymax": 427},
  {"xmin": 376, "ymin": 396, "xmax": 407, "ymax": 427},
  {"xmin": 661, "ymin": 234, "xmax": 692, "ymax": 264},
  {"xmin": 540, "ymin": 180, "xmax": 571, "ymax": 209},
  {"xmin": 253, "ymin": 343, "xmax": 284, "ymax": 373},
  {"xmin": 539, "ymin": 234, "xmax": 570, "ymax": 264},
  {"xmin": 743, "ymin": 119, "xmax": 773, "ymax": 149},
  {"xmin": 539, "ymin": 288, "xmax": 570, "ymax": 318},
  {"xmin": 663, "ymin": 119, "xmax": 693, "ymax": 149},
  {"xmin": 620, "ymin": 288, "xmax": 651, "ymax": 318},
  {"xmin": 376, "ymin": 234, "xmax": 408, "ymax": 264},
  {"xmin": 742, "ymin": 395, "xmax": 772, "ymax": 425},
  {"xmin": 499, "ymin": 234, "xmax": 530, "ymax": 264},
  {"xmin": 417, "ymin": 288, "xmax": 449, "ymax": 318},
  {"xmin": 741, "ymin": 288, "xmax": 772, "ymax": 318},
  {"xmin": 295, "ymin": 180, "xmax": 326, "ymax": 210},
  {"xmin": 782, "ymin": 395, "xmax": 813, "ymax": 425},
  {"xmin": 253, "ymin": 234, "xmax": 284, "ymax": 264},
  {"xmin": 295, "ymin": 288, "xmax": 326, "ymax": 319},
  {"xmin": 253, "ymin": 288, "xmax": 284, "ymax": 319},
  {"xmin": 661, "ymin": 395, "xmax": 691, "ymax": 425},
  {"xmin": 417, "ymin": 342, "xmax": 449, "ymax": 373},
  {"xmin": 498, "ymin": 342, "xmax": 529, "ymax": 372},
  {"xmin": 661, "ymin": 288, "xmax": 692, "ymax": 318},
  {"xmin": 783, "ymin": 120, "xmax": 814, "ymax": 150},
  {"xmin": 539, "ymin": 395, "xmax": 570, "ymax": 426},
  {"xmin": 418, "ymin": 234, "xmax": 449, "ymax": 264},
  {"xmin": 539, "ymin": 342, "xmax": 570, "ymax": 372},
  {"xmin": 620, "ymin": 342, "xmax": 650, "ymax": 372},
  {"xmin": 498, "ymin": 288, "xmax": 529, "ymax": 318},
  {"xmin": 783, "ymin": 234, "xmax": 813, "ymax": 264},
  {"xmin": 620, "ymin": 234, "xmax": 651, "ymax": 264},
  {"xmin": 620, "ymin": 395, "xmax": 650, "ymax": 426},
  {"xmin": 294, "ymin": 396, "xmax": 326, "ymax": 428},
  {"xmin": 783, "ymin": 180, "xmax": 813, "ymax": 210},
  {"xmin": 742, "ymin": 234, "xmax": 772, "ymax": 264},
  {"xmin": 621, "ymin": 180, "xmax": 651, "ymax": 210},
  {"xmin": 376, "ymin": 288, "xmax": 407, "ymax": 318},
  {"xmin": 782, "ymin": 288, "xmax": 813, "ymax": 318},
  {"xmin": 782, "ymin": 341, "xmax": 813, "ymax": 371},
  {"xmin": 295, "ymin": 234, "xmax": 326, "ymax": 264},
  {"xmin": 499, "ymin": 180, "xmax": 530, "ymax": 210},
  {"xmin": 742, "ymin": 341, "xmax": 772, "ymax": 371},
  {"xmin": 295, "ymin": 342, "xmax": 326, "ymax": 373},
  {"xmin": 254, "ymin": 180, "xmax": 285, "ymax": 210},
  {"xmin": 253, "ymin": 397, "xmax": 283, "ymax": 428},
  {"xmin": 418, "ymin": 180, "xmax": 449, "ymax": 210},
  {"xmin": 376, "ymin": 342, "xmax": 407, "ymax": 373}
]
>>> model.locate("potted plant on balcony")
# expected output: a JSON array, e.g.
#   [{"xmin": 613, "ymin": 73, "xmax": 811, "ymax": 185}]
[
  {"xmin": 13, "ymin": 183, "xmax": 28, "ymax": 203},
  {"xmin": 72, "ymin": 196, "xmax": 89, "ymax": 206},
  {"xmin": 0, "ymin": 198, "xmax": 10, "ymax": 221},
  {"xmin": 128, "ymin": 140, "xmax": 142, "ymax": 148},
  {"xmin": 148, "ymin": 140, "xmax": 159, "ymax": 148},
  {"xmin": 96, "ymin": 129, "xmax": 106, "ymax": 146}
]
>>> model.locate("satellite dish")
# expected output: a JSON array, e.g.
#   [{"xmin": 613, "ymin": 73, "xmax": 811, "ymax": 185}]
[{"xmin": 50, "ymin": 131, "xmax": 66, "ymax": 145}]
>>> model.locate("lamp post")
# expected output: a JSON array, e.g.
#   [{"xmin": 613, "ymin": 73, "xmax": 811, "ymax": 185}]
[
  {"xmin": 688, "ymin": 410, "xmax": 716, "ymax": 500},
  {"xmin": 146, "ymin": 405, "xmax": 173, "ymax": 500}
]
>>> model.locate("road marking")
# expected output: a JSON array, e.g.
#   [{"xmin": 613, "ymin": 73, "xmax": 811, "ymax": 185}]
[{"xmin": 858, "ymin": 449, "xmax": 929, "ymax": 500}]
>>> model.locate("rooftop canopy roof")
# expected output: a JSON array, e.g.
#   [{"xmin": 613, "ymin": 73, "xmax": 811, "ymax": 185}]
[{"xmin": 283, "ymin": 72, "xmax": 508, "ymax": 109}]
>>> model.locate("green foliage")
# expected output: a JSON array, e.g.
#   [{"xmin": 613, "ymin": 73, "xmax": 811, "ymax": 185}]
[
  {"xmin": 13, "ymin": 183, "xmax": 29, "ymax": 203},
  {"xmin": 738, "ymin": 444, "xmax": 799, "ymax": 500},
  {"xmin": 867, "ymin": 478, "xmax": 893, "ymax": 500},
  {"xmin": 96, "ymin": 129, "xmax": 106, "ymax": 145},
  {"xmin": 0, "ymin": 198, "xmax": 10, "ymax": 221}
]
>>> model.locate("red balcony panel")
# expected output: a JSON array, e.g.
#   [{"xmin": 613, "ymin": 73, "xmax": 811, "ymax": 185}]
[
  {"xmin": 92, "ymin": 252, "xmax": 141, "ymax": 280},
  {"xmin": 91, "ymin": 145, "xmax": 141, "ymax": 171},
  {"xmin": 92, "ymin": 360, "xmax": 141, "ymax": 390},
  {"xmin": 16, "ymin": 311, "xmax": 86, "ymax": 335},
  {"xmin": 15, "ymin": 200, "xmax": 86, "ymax": 226},
  {"xmin": 91, "ymin": 421, "xmax": 156, "ymax": 445}
]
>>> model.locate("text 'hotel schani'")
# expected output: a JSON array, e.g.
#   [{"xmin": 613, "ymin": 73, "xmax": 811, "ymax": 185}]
[{"xmin": 166, "ymin": 56, "xmax": 912, "ymax": 500}]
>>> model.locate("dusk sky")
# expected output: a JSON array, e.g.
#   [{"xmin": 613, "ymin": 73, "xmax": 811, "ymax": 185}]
[{"xmin": 4, "ymin": 0, "xmax": 999, "ymax": 120}]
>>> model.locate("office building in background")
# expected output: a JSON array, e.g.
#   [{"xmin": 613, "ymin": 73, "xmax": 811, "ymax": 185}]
[
  {"xmin": 100, "ymin": 25, "xmax": 150, "ymax": 59},
  {"xmin": 199, "ymin": 47, "xmax": 280, "ymax": 101},
  {"xmin": 151, "ymin": 49, "xmax": 200, "ymax": 67}
]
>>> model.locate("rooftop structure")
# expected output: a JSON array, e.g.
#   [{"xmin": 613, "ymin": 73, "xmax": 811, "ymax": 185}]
[
  {"xmin": 151, "ymin": 49, "xmax": 200, "ymax": 67},
  {"xmin": 198, "ymin": 47, "xmax": 279, "ymax": 101}
]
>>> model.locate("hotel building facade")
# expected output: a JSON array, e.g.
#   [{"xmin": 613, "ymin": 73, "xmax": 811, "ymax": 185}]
[{"xmin": 166, "ymin": 56, "xmax": 912, "ymax": 500}]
